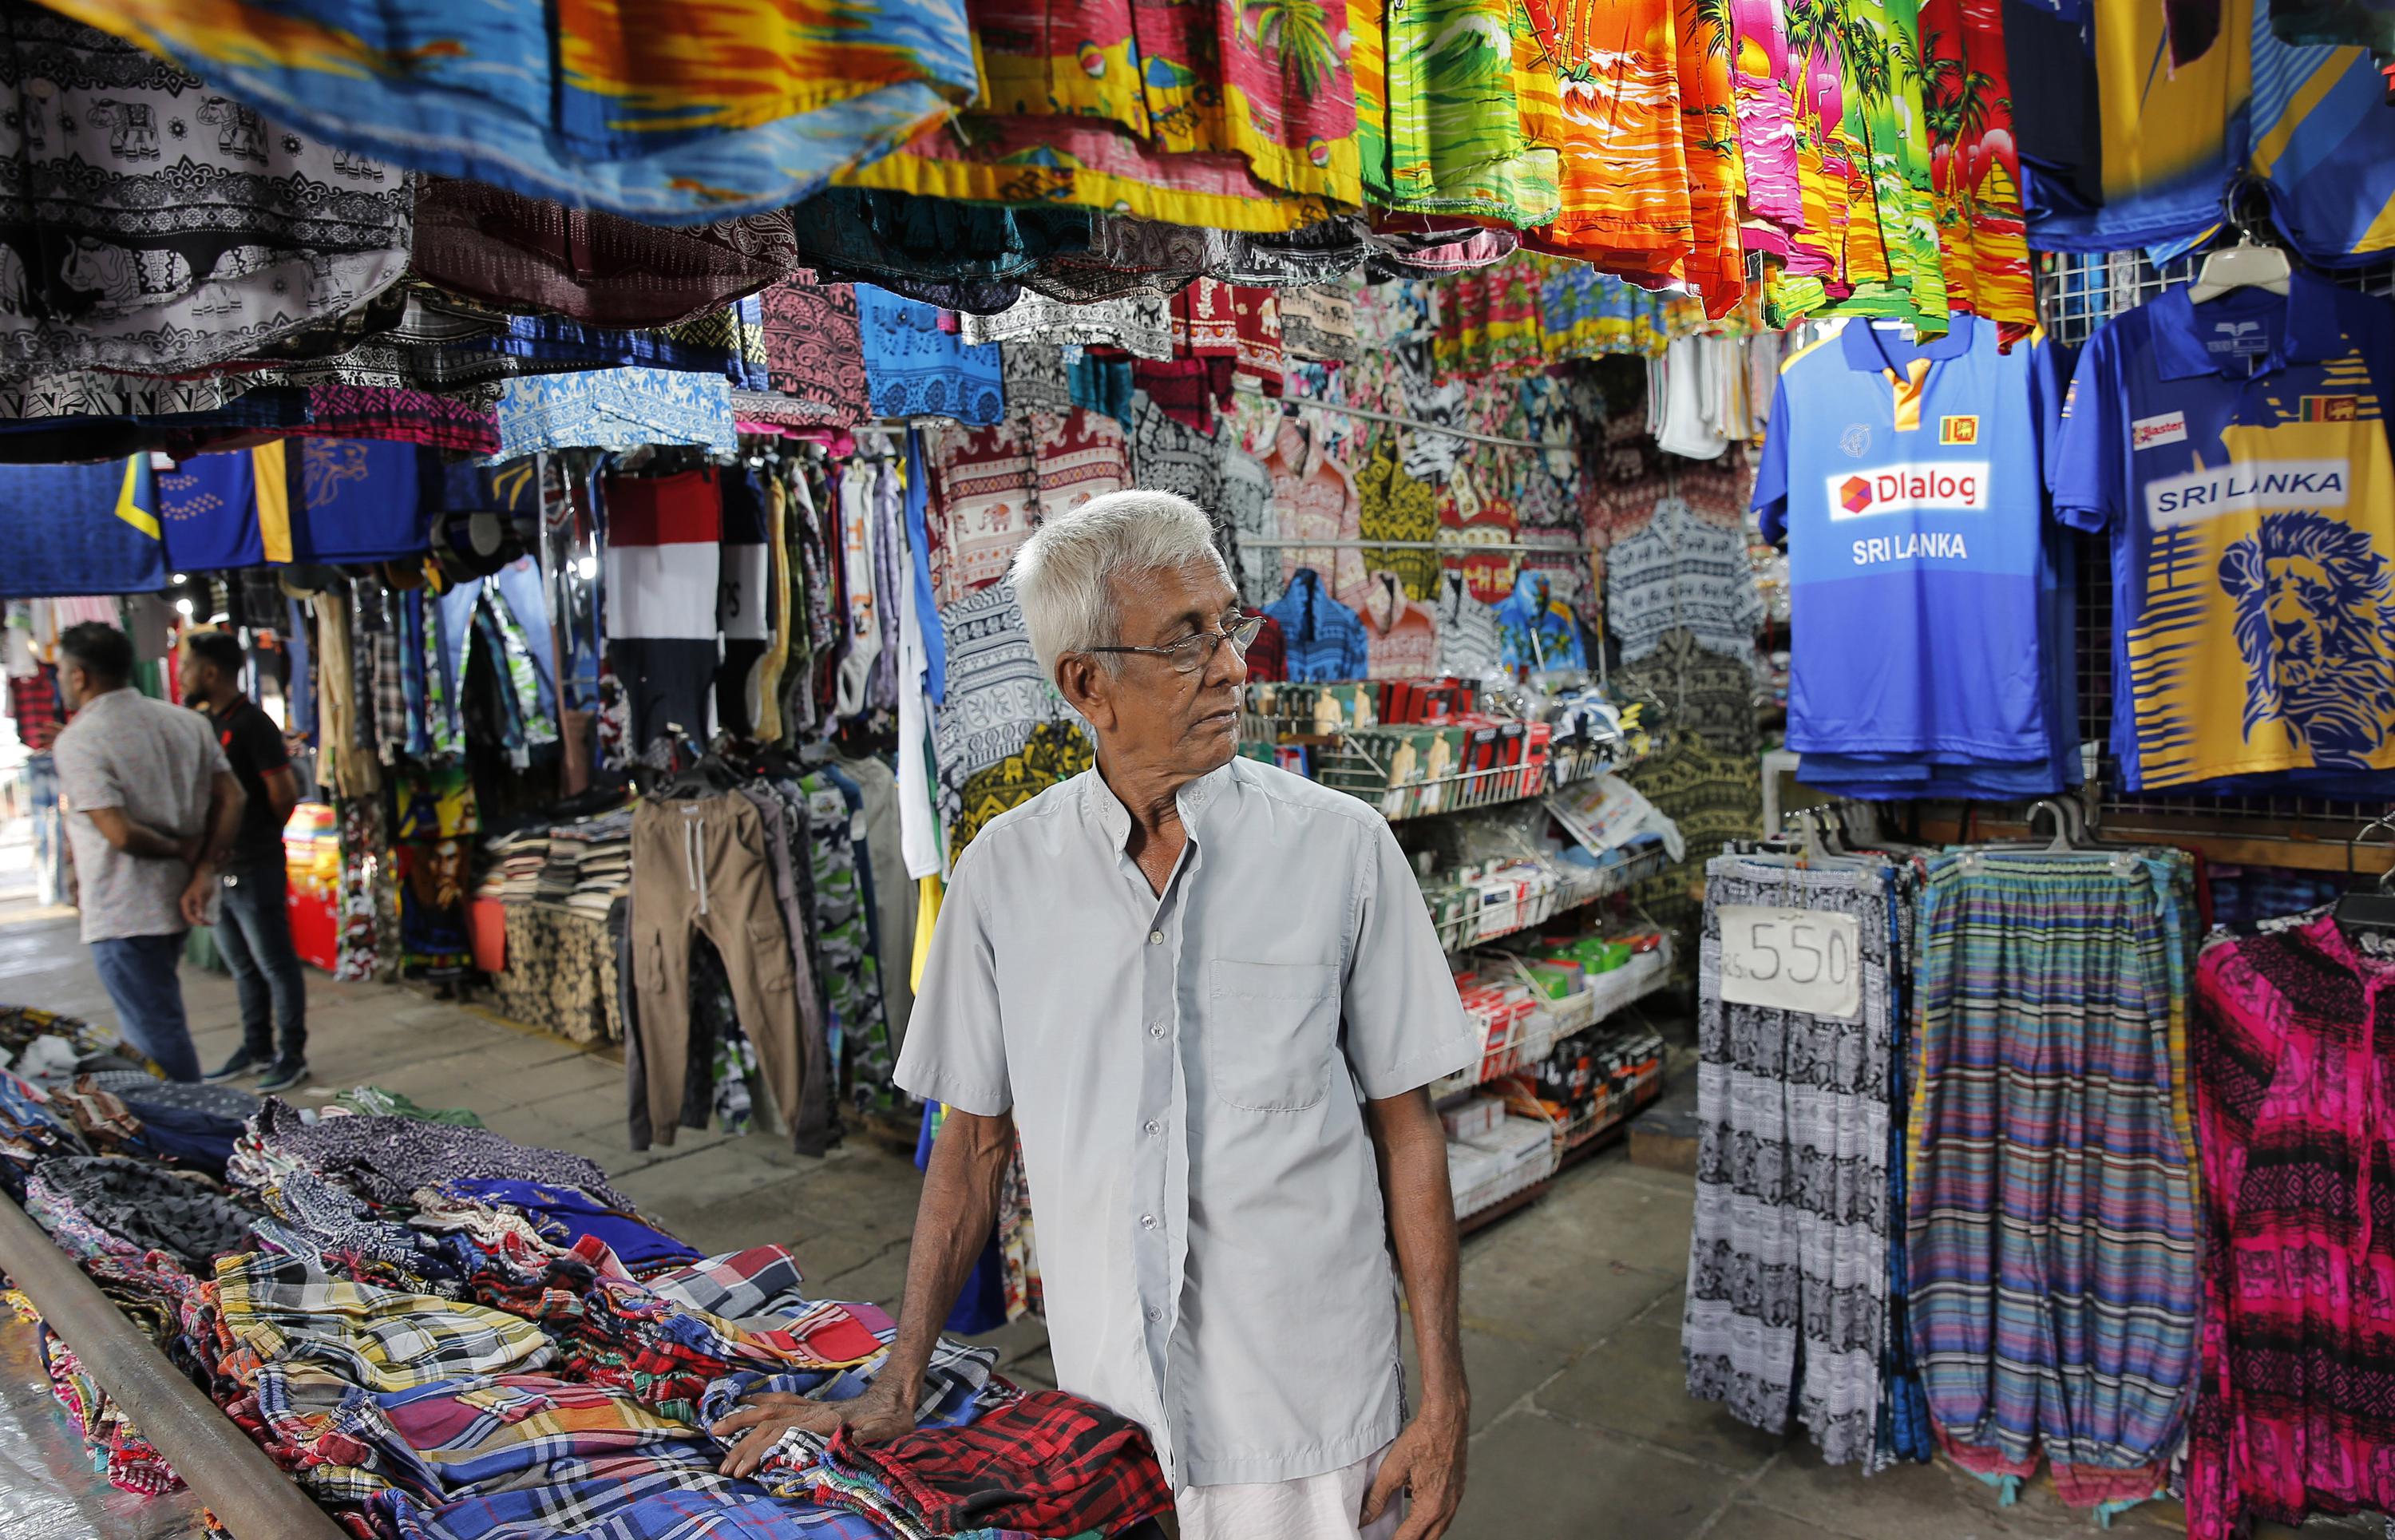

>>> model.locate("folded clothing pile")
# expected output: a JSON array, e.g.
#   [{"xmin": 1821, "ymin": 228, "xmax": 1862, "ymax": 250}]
[{"xmin": 6, "ymin": 1071, "xmax": 1174, "ymax": 1540}]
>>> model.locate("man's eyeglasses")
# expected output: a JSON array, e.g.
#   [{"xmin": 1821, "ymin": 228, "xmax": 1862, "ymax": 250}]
[{"xmin": 1086, "ymin": 613, "xmax": 1267, "ymax": 676}]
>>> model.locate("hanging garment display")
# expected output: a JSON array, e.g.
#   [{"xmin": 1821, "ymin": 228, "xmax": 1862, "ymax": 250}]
[
  {"xmin": 627, "ymin": 797, "xmax": 814, "ymax": 1154},
  {"xmin": 48, "ymin": 0, "xmax": 980, "ymax": 223},
  {"xmin": 1908, "ymin": 848, "xmax": 2200, "ymax": 1514},
  {"xmin": 2189, "ymin": 912, "xmax": 2395, "ymax": 1540},
  {"xmin": 932, "ymin": 582, "xmax": 1095, "ymax": 861},
  {"xmin": 0, "ymin": 5, "xmax": 414, "ymax": 382},
  {"xmin": 857, "ymin": 287, "xmax": 1003, "ymax": 426},
  {"xmin": 0, "ymin": 459, "xmax": 163, "ymax": 599},
  {"xmin": 602, "ymin": 466, "xmax": 723, "ymax": 755},
  {"xmin": 1758, "ymin": 315, "xmax": 2077, "ymax": 798},
  {"xmin": 2053, "ymin": 272, "xmax": 2395, "ymax": 795},
  {"xmin": 411, "ymin": 180, "xmax": 802, "ymax": 328},
  {"xmin": 492, "ymin": 367, "xmax": 738, "ymax": 457},
  {"xmin": 1494, "ymin": 567, "xmax": 1585, "ymax": 673},
  {"xmin": 1684, "ymin": 852, "xmax": 1903, "ymax": 1467}
]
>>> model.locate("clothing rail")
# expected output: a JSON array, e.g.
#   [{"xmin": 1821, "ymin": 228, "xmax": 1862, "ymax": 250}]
[
  {"xmin": 1235, "ymin": 536, "xmax": 1571, "ymax": 553},
  {"xmin": 1273, "ymin": 395, "xmax": 1580, "ymax": 453},
  {"xmin": 0, "ymin": 1189, "xmax": 351, "ymax": 1540}
]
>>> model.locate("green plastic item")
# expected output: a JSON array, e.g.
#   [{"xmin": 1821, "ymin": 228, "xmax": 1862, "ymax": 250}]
[{"xmin": 330, "ymin": 1085, "xmax": 487, "ymax": 1127}]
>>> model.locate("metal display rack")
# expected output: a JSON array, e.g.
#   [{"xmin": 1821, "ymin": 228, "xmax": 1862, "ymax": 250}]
[
  {"xmin": 1427, "ymin": 842, "xmax": 1669, "ymax": 954},
  {"xmin": 1432, "ymin": 940, "xmax": 1674, "ymax": 1101}
]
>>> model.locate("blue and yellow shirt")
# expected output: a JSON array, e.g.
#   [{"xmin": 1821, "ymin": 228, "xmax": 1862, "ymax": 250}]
[{"xmin": 2053, "ymin": 272, "xmax": 2395, "ymax": 793}]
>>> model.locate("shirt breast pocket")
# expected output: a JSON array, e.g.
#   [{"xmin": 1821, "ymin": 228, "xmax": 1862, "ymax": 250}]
[{"xmin": 1209, "ymin": 959, "xmax": 1340, "ymax": 1113}]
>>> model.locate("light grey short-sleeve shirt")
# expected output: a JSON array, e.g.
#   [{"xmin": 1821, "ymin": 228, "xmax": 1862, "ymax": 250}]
[
  {"xmin": 895, "ymin": 758, "xmax": 1475, "ymax": 1487},
  {"xmin": 53, "ymin": 687, "xmax": 228, "ymax": 942}
]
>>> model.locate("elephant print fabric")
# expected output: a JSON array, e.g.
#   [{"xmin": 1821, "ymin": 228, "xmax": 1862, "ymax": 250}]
[{"xmin": 0, "ymin": 2, "xmax": 412, "ymax": 382}]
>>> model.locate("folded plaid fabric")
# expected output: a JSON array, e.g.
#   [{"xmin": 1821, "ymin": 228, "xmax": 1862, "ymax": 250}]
[
  {"xmin": 216, "ymin": 1253, "xmax": 556, "ymax": 1395},
  {"xmin": 246, "ymin": 1369, "xmax": 889, "ymax": 1540},
  {"xmin": 699, "ymin": 1329, "xmax": 1000, "ymax": 1445},
  {"xmin": 811, "ymin": 1388, "xmax": 1173, "ymax": 1539}
]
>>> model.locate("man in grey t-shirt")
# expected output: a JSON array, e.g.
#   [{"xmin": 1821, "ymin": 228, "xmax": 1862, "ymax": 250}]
[{"xmin": 50, "ymin": 622, "xmax": 245, "ymax": 1082}]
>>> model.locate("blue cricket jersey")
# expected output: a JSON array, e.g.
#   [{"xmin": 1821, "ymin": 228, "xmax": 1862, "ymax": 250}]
[{"xmin": 1756, "ymin": 314, "xmax": 2072, "ymax": 784}]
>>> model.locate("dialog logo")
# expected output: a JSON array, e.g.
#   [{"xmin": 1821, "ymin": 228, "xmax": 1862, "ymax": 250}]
[
  {"xmin": 2145, "ymin": 458, "xmax": 2352, "ymax": 527},
  {"xmin": 1824, "ymin": 461, "xmax": 1989, "ymax": 520},
  {"xmin": 2131, "ymin": 411, "xmax": 2187, "ymax": 450}
]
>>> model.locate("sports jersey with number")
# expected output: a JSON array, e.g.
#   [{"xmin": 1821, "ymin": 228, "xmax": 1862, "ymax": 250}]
[
  {"xmin": 2053, "ymin": 271, "xmax": 2395, "ymax": 794},
  {"xmin": 1755, "ymin": 314, "xmax": 2072, "ymax": 784}
]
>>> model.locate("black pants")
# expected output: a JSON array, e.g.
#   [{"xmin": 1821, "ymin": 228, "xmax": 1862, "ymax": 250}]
[{"xmin": 216, "ymin": 863, "xmax": 307, "ymax": 1063}]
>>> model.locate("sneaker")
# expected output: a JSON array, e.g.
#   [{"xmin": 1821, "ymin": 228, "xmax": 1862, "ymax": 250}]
[
  {"xmin": 204, "ymin": 1048, "xmax": 263, "ymax": 1083},
  {"xmin": 256, "ymin": 1059, "xmax": 311, "ymax": 1095}
]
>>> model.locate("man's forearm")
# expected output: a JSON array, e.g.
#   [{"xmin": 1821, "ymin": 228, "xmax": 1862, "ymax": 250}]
[
  {"xmin": 201, "ymin": 774, "xmax": 247, "ymax": 865},
  {"xmin": 1370, "ymin": 1091, "xmax": 1469, "ymax": 1413},
  {"xmin": 883, "ymin": 1107, "xmax": 1016, "ymax": 1393}
]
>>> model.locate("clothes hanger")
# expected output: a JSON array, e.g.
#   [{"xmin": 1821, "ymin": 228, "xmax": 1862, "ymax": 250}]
[
  {"xmin": 2332, "ymin": 815, "xmax": 2395, "ymax": 937},
  {"xmin": 2187, "ymin": 179, "xmax": 2292, "ymax": 303}
]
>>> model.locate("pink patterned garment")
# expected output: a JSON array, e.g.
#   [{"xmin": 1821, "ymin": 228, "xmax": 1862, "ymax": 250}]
[
  {"xmin": 298, "ymin": 386, "xmax": 500, "ymax": 454},
  {"xmin": 2190, "ymin": 913, "xmax": 2395, "ymax": 1540},
  {"xmin": 759, "ymin": 279, "xmax": 871, "ymax": 429}
]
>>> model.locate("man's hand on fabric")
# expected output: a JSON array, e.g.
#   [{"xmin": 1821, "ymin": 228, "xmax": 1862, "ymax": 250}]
[
  {"xmin": 1360, "ymin": 1398, "xmax": 1467, "ymax": 1540},
  {"xmin": 709, "ymin": 1382, "xmax": 917, "ymax": 1477}
]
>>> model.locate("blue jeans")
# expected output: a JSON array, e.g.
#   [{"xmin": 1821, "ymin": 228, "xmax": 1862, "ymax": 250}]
[
  {"xmin": 88, "ymin": 932, "xmax": 200, "ymax": 1083},
  {"xmin": 216, "ymin": 863, "xmax": 307, "ymax": 1065}
]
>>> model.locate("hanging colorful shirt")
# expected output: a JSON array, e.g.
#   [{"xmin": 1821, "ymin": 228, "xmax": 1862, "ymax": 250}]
[
  {"xmin": 50, "ymin": 0, "xmax": 980, "ymax": 224},
  {"xmin": 1383, "ymin": 0, "xmax": 1562, "ymax": 226},
  {"xmin": 1918, "ymin": 0, "xmax": 2034, "ymax": 328}
]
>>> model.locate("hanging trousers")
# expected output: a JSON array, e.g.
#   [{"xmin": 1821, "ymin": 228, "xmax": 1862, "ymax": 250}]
[{"xmin": 629, "ymin": 798, "xmax": 805, "ymax": 1150}]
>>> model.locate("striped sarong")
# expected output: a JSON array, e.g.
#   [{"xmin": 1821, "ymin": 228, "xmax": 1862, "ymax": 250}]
[{"xmin": 1906, "ymin": 849, "xmax": 2199, "ymax": 1513}]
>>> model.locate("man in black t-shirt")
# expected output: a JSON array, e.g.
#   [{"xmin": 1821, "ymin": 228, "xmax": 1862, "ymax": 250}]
[{"xmin": 182, "ymin": 628, "xmax": 310, "ymax": 1092}]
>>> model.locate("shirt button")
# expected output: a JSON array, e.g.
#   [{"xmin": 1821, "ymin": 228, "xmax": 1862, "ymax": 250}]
[
  {"xmin": 1146, "ymin": 1305, "xmax": 1163, "ymax": 1323},
  {"xmin": 1145, "ymin": 1119, "xmax": 1163, "ymax": 1136},
  {"xmin": 1140, "ymin": 1213, "xmax": 1158, "ymax": 1231},
  {"xmin": 1148, "ymin": 930, "xmax": 1164, "ymax": 945},
  {"xmin": 1148, "ymin": 1024, "xmax": 1166, "ymax": 1039}
]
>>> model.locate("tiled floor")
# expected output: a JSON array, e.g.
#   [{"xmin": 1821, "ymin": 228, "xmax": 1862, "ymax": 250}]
[{"xmin": 0, "ymin": 912, "xmax": 2278, "ymax": 1538}]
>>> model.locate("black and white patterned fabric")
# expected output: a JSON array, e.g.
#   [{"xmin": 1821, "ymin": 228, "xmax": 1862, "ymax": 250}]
[
  {"xmin": 31, "ymin": 1154, "xmax": 256, "ymax": 1266},
  {"xmin": 0, "ymin": 3, "xmax": 411, "ymax": 381},
  {"xmin": 1683, "ymin": 855, "xmax": 1894, "ymax": 1467}
]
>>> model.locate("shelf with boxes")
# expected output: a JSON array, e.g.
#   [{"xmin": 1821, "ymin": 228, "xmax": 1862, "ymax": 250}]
[
  {"xmin": 1423, "ymin": 841, "xmax": 1669, "ymax": 955},
  {"xmin": 1438, "ymin": 928, "xmax": 1673, "ymax": 1226},
  {"xmin": 1239, "ymin": 679, "xmax": 1638, "ymax": 823}
]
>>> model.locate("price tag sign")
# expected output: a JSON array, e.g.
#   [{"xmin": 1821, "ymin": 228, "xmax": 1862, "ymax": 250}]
[{"xmin": 1717, "ymin": 905, "xmax": 1863, "ymax": 1020}]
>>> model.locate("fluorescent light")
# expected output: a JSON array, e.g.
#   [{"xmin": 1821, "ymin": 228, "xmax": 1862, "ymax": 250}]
[
  {"xmin": 174, "ymin": 598, "xmax": 193, "ymax": 616},
  {"xmin": 170, "ymin": 573, "xmax": 187, "ymax": 584},
  {"xmin": 576, "ymin": 556, "xmax": 598, "ymax": 580}
]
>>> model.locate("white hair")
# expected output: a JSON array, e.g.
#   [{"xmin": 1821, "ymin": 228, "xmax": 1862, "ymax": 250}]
[{"xmin": 1010, "ymin": 489, "xmax": 1229, "ymax": 677}]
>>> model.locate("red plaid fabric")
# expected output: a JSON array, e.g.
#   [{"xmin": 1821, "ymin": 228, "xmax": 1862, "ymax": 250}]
[{"xmin": 819, "ymin": 1388, "xmax": 1172, "ymax": 1538}]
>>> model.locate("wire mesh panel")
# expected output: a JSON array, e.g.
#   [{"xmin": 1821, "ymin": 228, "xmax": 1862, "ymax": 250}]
[{"xmin": 2035, "ymin": 249, "xmax": 2395, "ymax": 834}]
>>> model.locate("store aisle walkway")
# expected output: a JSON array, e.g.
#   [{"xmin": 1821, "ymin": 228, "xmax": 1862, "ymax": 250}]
[{"xmin": 2, "ymin": 920, "xmax": 2227, "ymax": 1540}]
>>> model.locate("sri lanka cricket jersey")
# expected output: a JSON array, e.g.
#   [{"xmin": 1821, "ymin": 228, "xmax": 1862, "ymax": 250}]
[
  {"xmin": 1756, "ymin": 313, "xmax": 2073, "ymax": 788},
  {"xmin": 2053, "ymin": 271, "xmax": 2395, "ymax": 794}
]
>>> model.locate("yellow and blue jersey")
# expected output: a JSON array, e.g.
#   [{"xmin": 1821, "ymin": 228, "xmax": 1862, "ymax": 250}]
[{"xmin": 2053, "ymin": 271, "xmax": 2395, "ymax": 793}]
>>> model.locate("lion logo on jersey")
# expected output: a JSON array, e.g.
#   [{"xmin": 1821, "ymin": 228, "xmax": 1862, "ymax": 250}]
[{"xmin": 2219, "ymin": 509, "xmax": 2395, "ymax": 765}]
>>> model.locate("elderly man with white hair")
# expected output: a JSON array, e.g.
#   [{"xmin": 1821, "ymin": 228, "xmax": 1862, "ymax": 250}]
[{"xmin": 713, "ymin": 489, "xmax": 1477, "ymax": 1539}]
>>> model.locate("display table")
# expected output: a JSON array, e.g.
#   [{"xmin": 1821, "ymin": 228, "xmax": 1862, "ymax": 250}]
[{"xmin": 481, "ymin": 901, "xmax": 623, "ymax": 1045}]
